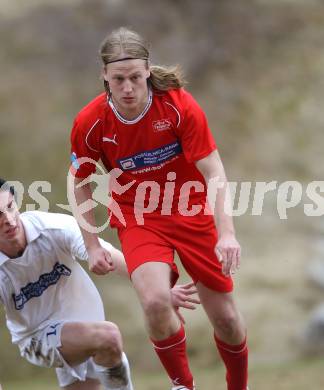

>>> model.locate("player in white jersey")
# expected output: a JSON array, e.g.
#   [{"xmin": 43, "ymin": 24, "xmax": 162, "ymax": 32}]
[{"xmin": 0, "ymin": 179, "xmax": 199, "ymax": 389}]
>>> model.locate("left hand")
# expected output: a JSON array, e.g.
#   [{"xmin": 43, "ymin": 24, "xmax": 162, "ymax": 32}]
[
  {"xmin": 171, "ymin": 282, "xmax": 200, "ymax": 324},
  {"xmin": 215, "ymin": 234, "xmax": 241, "ymax": 277},
  {"xmin": 171, "ymin": 282, "xmax": 200, "ymax": 309}
]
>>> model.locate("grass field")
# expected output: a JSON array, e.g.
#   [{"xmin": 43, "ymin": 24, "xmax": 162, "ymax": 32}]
[{"xmin": 2, "ymin": 357, "xmax": 324, "ymax": 389}]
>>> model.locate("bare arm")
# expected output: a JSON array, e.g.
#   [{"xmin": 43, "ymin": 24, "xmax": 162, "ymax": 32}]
[
  {"xmin": 108, "ymin": 246, "xmax": 128, "ymax": 277},
  {"xmin": 195, "ymin": 150, "xmax": 241, "ymax": 276},
  {"xmin": 70, "ymin": 178, "xmax": 113, "ymax": 275}
]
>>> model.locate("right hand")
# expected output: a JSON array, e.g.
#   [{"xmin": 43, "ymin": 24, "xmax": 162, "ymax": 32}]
[{"xmin": 88, "ymin": 246, "xmax": 115, "ymax": 275}]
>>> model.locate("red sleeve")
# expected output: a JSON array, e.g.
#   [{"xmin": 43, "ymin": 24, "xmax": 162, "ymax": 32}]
[
  {"xmin": 176, "ymin": 89, "xmax": 217, "ymax": 163},
  {"xmin": 70, "ymin": 115, "xmax": 101, "ymax": 178}
]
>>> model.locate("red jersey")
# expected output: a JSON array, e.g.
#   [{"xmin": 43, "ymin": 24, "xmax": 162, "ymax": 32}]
[{"xmin": 70, "ymin": 88, "xmax": 217, "ymax": 224}]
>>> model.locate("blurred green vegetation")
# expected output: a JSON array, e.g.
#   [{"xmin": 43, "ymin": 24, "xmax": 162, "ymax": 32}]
[{"xmin": 1, "ymin": 0, "xmax": 323, "ymax": 388}]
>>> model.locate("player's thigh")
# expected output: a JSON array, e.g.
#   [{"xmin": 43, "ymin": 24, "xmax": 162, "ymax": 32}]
[
  {"xmin": 131, "ymin": 261, "xmax": 171, "ymax": 289},
  {"xmin": 60, "ymin": 321, "xmax": 120, "ymax": 366},
  {"xmin": 131, "ymin": 261, "xmax": 173, "ymax": 304},
  {"xmin": 62, "ymin": 378, "xmax": 101, "ymax": 390},
  {"xmin": 196, "ymin": 282, "xmax": 239, "ymax": 321}
]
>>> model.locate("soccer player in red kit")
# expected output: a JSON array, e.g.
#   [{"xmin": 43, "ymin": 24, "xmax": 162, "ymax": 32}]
[{"xmin": 70, "ymin": 27, "xmax": 248, "ymax": 390}]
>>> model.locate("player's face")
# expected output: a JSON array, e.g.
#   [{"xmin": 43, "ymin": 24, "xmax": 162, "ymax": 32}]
[
  {"xmin": 0, "ymin": 191, "xmax": 23, "ymax": 243},
  {"xmin": 103, "ymin": 59, "xmax": 150, "ymax": 119}
]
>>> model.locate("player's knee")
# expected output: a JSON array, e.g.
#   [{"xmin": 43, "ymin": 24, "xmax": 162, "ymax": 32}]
[
  {"xmin": 93, "ymin": 322, "xmax": 122, "ymax": 355},
  {"xmin": 214, "ymin": 313, "xmax": 239, "ymax": 337},
  {"xmin": 142, "ymin": 291, "xmax": 171, "ymax": 315}
]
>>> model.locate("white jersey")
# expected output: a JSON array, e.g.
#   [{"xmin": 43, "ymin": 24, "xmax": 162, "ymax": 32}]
[{"xmin": 0, "ymin": 211, "xmax": 111, "ymax": 346}]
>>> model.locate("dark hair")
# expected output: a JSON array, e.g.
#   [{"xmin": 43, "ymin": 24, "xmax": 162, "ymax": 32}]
[
  {"xmin": 99, "ymin": 27, "xmax": 186, "ymax": 93},
  {"xmin": 0, "ymin": 178, "xmax": 16, "ymax": 199}
]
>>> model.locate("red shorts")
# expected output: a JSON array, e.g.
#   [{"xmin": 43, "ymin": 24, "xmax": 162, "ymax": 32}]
[{"xmin": 116, "ymin": 212, "xmax": 233, "ymax": 293}]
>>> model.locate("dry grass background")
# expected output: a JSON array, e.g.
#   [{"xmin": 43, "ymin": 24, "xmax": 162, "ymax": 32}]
[{"xmin": 0, "ymin": 0, "xmax": 323, "ymax": 388}]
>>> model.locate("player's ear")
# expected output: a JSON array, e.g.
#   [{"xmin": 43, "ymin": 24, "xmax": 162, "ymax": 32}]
[
  {"xmin": 102, "ymin": 65, "xmax": 109, "ymax": 82},
  {"xmin": 145, "ymin": 61, "xmax": 150, "ymax": 79}
]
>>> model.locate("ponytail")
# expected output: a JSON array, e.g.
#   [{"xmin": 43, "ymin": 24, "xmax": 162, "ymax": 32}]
[{"xmin": 149, "ymin": 64, "xmax": 186, "ymax": 91}]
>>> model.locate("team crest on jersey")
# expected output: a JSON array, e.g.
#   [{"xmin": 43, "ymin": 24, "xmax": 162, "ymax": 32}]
[
  {"xmin": 152, "ymin": 118, "xmax": 172, "ymax": 132},
  {"xmin": 12, "ymin": 262, "xmax": 72, "ymax": 310}
]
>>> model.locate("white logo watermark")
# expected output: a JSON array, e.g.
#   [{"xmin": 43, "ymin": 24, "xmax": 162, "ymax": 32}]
[{"xmin": 1, "ymin": 156, "xmax": 323, "ymax": 233}]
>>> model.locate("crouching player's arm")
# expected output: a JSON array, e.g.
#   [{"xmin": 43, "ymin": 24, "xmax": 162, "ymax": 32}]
[{"xmin": 106, "ymin": 243, "xmax": 200, "ymax": 316}]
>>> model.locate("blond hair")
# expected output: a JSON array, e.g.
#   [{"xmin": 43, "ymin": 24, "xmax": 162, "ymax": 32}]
[{"xmin": 99, "ymin": 27, "xmax": 185, "ymax": 92}]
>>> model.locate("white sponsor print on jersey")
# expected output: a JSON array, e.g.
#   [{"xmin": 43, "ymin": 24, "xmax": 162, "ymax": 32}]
[
  {"xmin": 152, "ymin": 118, "xmax": 172, "ymax": 132},
  {"xmin": 102, "ymin": 134, "xmax": 118, "ymax": 145}
]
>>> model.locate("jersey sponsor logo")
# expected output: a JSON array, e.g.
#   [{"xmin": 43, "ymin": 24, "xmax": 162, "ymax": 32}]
[
  {"xmin": 12, "ymin": 262, "xmax": 72, "ymax": 310},
  {"xmin": 152, "ymin": 118, "xmax": 172, "ymax": 132},
  {"xmin": 102, "ymin": 134, "xmax": 118, "ymax": 145},
  {"xmin": 120, "ymin": 158, "xmax": 136, "ymax": 170},
  {"xmin": 117, "ymin": 141, "xmax": 182, "ymax": 171}
]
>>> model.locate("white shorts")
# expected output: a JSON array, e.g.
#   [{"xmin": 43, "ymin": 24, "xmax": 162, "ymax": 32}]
[{"xmin": 18, "ymin": 321, "xmax": 100, "ymax": 387}]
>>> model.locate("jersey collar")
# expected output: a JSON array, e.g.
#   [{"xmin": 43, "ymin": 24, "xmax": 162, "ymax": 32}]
[
  {"xmin": 108, "ymin": 87, "xmax": 153, "ymax": 125},
  {"xmin": 21, "ymin": 214, "xmax": 41, "ymax": 244},
  {"xmin": 0, "ymin": 252, "xmax": 8, "ymax": 266}
]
